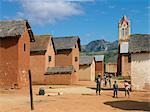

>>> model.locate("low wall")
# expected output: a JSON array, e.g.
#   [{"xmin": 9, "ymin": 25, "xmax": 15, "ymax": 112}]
[{"xmin": 44, "ymin": 73, "xmax": 77, "ymax": 85}]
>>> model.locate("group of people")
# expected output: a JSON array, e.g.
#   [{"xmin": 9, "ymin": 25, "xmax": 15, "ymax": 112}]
[
  {"xmin": 95, "ymin": 74, "xmax": 131, "ymax": 98},
  {"xmin": 104, "ymin": 73, "xmax": 112, "ymax": 88}
]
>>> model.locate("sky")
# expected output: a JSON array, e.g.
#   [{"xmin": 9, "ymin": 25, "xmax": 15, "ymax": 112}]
[{"xmin": 0, "ymin": 0, "xmax": 150, "ymax": 45}]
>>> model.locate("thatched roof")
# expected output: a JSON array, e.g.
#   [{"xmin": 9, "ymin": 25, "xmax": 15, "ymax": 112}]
[
  {"xmin": 80, "ymin": 56, "xmax": 95, "ymax": 65},
  {"xmin": 0, "ymin": 20, "xmax": 34, "ymax": 41},
  {"xmin": 30, "ymin": 35, "xmax": 51, "ymax": 55},
  {"xmin": 129, "ymin": 34, "xmax": 150, "ymax": 53},
  {"xmin": 95, "ymin": 55, "xmax": 104, "ymax": 61},
  {"xmin": 45, "ymin": 66, "xmax": 74, "ymax": 75},
  {"xmin": 52, "ymin": 36, "xmax": 81, "ymax": 51},
  {"xmin": 106, "ymin": 54, "xmax": 118, "ymax": 63}
]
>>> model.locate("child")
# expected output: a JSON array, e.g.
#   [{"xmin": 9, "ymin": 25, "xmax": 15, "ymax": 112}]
[
  {"xmin": 96, "ymin": 75, "xmax": 101, "ymax": 95},
  {"xmin": 104, "ymin": 73, "xmax": 107, "ymax": 87},
  {"xmin": 113, "ymin": 81, "xmax": 118, "ymax": 98},
  {"xmin": 108, "ymin": 74, "xmax": 112, "ymax": 88},
  {"xmin": 124, "ymin": 80, "xmax": 131, "ymax": 97}
]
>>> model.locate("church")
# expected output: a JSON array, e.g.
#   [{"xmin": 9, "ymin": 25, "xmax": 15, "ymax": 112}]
[{"xmin": 117, "ymin": 15, "xmax": 131, "ymax": 77}]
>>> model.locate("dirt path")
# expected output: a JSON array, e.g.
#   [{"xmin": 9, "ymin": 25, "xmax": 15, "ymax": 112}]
[{"xmin": 0, "ymin": 82, "xmax": 150, "ymax": 112}]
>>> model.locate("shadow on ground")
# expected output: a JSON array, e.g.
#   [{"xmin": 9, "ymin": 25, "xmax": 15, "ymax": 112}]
[
  {"xmin": 104, "ymin": 100, "xmax": 150, "ymax": 111},
  {"xmin": 87, "ymin": 87, "xmax": 125, "ymax": 91}
]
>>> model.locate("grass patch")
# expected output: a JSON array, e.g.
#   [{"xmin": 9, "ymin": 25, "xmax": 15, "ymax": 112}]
[{"xmin": 117, "ymin": 76, "xmax": 123, "ymax": 80}]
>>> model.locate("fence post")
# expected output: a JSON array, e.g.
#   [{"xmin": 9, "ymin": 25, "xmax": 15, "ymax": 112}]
[{"xmin": 29, "ymin": 70, "xmax": 34, "ymax": 110}]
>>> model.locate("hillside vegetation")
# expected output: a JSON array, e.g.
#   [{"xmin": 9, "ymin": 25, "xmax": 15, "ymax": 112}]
[{"xmin": 80, "ymin": 39, "xmax": 118, "ymax": 63}]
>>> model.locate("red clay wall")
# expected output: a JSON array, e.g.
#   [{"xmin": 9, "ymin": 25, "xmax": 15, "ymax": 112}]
[
  {"xmin": 0, "ymin": 27, "xmax": 30, "ymax": 89},
  {"xmin": 71, "ymin": 42, "xmax": 80, "ymax": 82},
  {"xmin": 0, "ymin": 37, "xmax": 19, "ymax": 89},
  {"xmin": 55, "ymin": 50, "xmax": 72, "ymax": 66},
  {"xmin": 30, "ymin": 55, "xmax": 45, "ymax": 84},
  {"xmin": 18, "ymin": 27, "xmax": 30, "ymax": 88},
  {"xmin": 55, "ymin": 42, "xmax": 80, "ymax": 83},
  {"xmin": 30, "ymin": 38, "xmax": 55, "ymax": 84},
  {"xmin": 44, "ymin": 74, "xmax": 72, "ymax": 85},
  {"xmin": 95, "ymin": 61, "xmax": 104, "ymax": 77},
  {"xmin": 70, "ymin": 72, "xmax": 78, "ymax": 84},
  {"xmin": 105, "ymin": 63, "xmax": 117, "ymax": 73},
  {"xmin": 121, "ymin": 55, "xmax": 131, "ymax": 77},
  {"xmin": 45, "ymin": 39, "xmax": 55, "ymax": 70}
]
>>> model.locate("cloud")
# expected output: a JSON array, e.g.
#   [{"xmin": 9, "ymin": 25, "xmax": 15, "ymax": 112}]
[
  {"xmin": 130, "ymin": 9, "xmax": 140, "ymax": 14},
  {"xmin": 8, "ymin": 0, "xmax": 90, "ymax": 25},
  {"xmin": 100, "ymin": 11, "xmax": 107, "ymax": 15},
  {"xmin": 66, "ymin": 0, "xmax": 95, "ymax": 1},
  {"xmin": 146, "ymin": 6, "xmax": 150, "ymax": 9},
  {"xmin": 108, "ymin": 5, "xmax": 115, "ymax": 9},
  {"xmin": 121, "ymin": 8, "xmax": 126, "ymax": 11}
]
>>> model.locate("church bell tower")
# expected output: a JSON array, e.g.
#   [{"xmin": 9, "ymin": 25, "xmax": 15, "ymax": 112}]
[
  {"xmin": 117, "ymin": 15, "xmax": 131, "ymax": 77},
  {"xmin": 118, "ymin": 15, "xmax": 130, "ymax": 45}
]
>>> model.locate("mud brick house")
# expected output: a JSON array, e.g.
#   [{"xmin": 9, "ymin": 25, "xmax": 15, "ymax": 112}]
[
  {"xmin": 30, "ymin": 35, "xmax": 55, "ymax": 84},
  {"xmin": 44, "ymin": 36, "xmax": 81, "ymax": 84},
  {"xmin": 117, "ymin": 15, "xmax": 131, "ymax": 77},
  {"xmin": 0, "ymin": 20, "xmax": 34, "ymax": 89},
  {"xmin": 95, "ymin": 55, "xmax": 104, "ymax": 77},
  {"xmin": 79, "ymin": 56, "xmax": 95, "ymax": 81},
  {"xmin": 129, "ymin": 34, "xmax": 150, "ymax": 91},
  {"xmin": 44, "ymin": 66, "xmax": 75, "ymax": 84},
  {"xmin": 105, "ymin": 62, "xmax": 117, "ymax": 75}
]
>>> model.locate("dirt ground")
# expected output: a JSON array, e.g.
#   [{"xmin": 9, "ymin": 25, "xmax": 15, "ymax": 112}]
[{"xmin": 0, "ymin": 81, "xmax": 150, "ymax": 112}]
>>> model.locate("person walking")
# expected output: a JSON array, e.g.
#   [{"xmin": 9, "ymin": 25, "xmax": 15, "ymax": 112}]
[
  {"xmin": 95, "ymin": 74, "xmax": 101, "ymax": 95},
  {"xmin": 108, "ymin": 74, "xmax": 112, "ymax": 88},
  {"xmin": 113, "ymin": 81, "xmax": 118, "ymax": 98},
  {"xmin": 104, "ymin": 73, "xmax": 107, "ymax": 87},
  {"xmin": 124, "ymin": 80, "xmax": 131, "ymax": 97}
]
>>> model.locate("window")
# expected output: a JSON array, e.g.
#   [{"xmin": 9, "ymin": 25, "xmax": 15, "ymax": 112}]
[
  {"xmin": 24, "ymin": 44, "xmax": 26, "ymax": 51},
  {"xmin": 48, "ymin": 56, "xmax": 51, "ymax": 62},
  {"xmin": 125, "ymin": 29, "xmax": 128, "ymax": 36},
  {"xmin": 122, "ymin": 28, "xmax": 124, "ymax": 37},
  {"xmin": 75, "ymin": 57, "xmax": 78, "ymax": 62}
]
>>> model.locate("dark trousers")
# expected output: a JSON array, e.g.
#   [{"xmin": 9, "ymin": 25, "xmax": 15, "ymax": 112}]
[
  {"xmin": 125, "ymin": 89, "xmax": 130, "ymax": 96},
  {"xmin": 104, "ymin": 80, "xmax": 107, "ymax": 86},
  {"xmin": 96, "ymin": 83, "xmax": 101, "ymax": 94},
  {"xmin": 109, "ymin": 80, "xmax": 111, "ymax": 88},
  {"xmin": 113, "ymin": 89, "xmax": 118, "ymax": 97}
]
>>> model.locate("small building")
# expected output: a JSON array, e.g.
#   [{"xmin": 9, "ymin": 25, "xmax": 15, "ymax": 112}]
[
  {"xmin": 0, "ymin": 20, "xmax": 34, "ymax": 89},
  {"xmin": 79, "ymin": 56, "xmax": 95, "ymax": 81},
  {"xmin": 129, "ymin": 34, "xmax": 150, "ymax": 91},
  {"xmin": 95, "ymin": 55, "xmax": 104, "ymax": 77},
  {"xmin": 44, "ymin": 66, "xmax": 75, "ymax": 84},
  {"xmin": 30, "ymin": 35, "xmax": 55, "ymax": 84},
  {"xmin": 44, "ymin": 36, "xmax": 81, "ymax": 84},
  {"xmin": 105, "ymin": 62, "xmax": 117, "ymax": 75}
]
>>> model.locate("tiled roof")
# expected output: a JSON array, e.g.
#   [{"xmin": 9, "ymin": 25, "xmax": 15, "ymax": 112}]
[
  {"xmin": 120, "ymin": 15, "xmax": 130, "ymax": 25},
  {"xmin": 95, "ymin": 55, "xmax": 104, "ymax": 61},
  {"xmin": 52, "ymin": 36, "xmax": 81, "ymax": 51},
  {"xmin": 0, "ymin": 20, "xmax": 34, "ymax": 41},
  {"xmin": 45, "ymin": 66, "xmax": 74, "ymax": 74},
  {"xmin": 129, "ymin": 34, "xmax": 150, "ymax": 53},
  {"xmin": 80, "ymin": 56, "xmax": 95, "ymax": 65}
]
